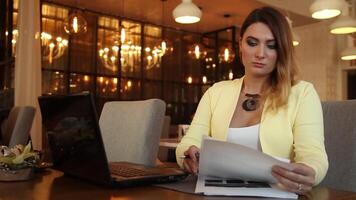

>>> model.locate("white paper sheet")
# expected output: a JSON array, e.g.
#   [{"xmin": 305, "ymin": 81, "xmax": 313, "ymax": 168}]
[
  {"xmin": 195, "ymin": 138, "xmax": 297, "ymax": 198},
  {"xmin": 199, "ymin": 138, "xmax": 293, "ymax": 182},
  {"xmin": 195, "ymin": 175, "xmax": 298, "ymax": 199}
]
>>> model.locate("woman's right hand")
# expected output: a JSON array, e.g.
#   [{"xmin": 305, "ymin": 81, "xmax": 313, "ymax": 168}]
[{"xmin": 182, "ymin": 145, "xmax": 200, "ymax": 175}]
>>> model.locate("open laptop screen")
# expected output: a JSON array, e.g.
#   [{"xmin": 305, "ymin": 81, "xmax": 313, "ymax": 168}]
[{"xmin": 39, "ymin": 93, "xmax": 112, "ymax": 185}]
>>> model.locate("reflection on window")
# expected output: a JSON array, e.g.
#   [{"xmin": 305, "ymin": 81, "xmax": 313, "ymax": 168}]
[
  {"xmin": 41, "ymin": 4, "xmax": 69, "ymax": 69},
  {"xmin": 120, "ymin": 78, "xmax": 141, "ymax": 100},
  {"xmin": 26, "ymin": 2, "xmax": 241, "ymax": 124},
  {"xmin": 97, "ymin": 16, "xmax": 120, "ymax": 75},
  {"xmin": 121, "ymin": 20, "xmax": 141, "ymax": 77},
  {"xmin": 70, "ymin": 74, "xmax": 94, "ymax": 94},
  {"xmin": 144, "ymin": 25, "xmax": 162, "ymax": 79},
  {"xmin": 143, "ymin": 81, "xmax": 161, "ymax": 99},
  {"xmin": 42, "ymin": 71, "xmax": 67, "ymax": 95},
  {"xmin": 97, "ymin": 77, "xmax": 118, "ymax": 98}
]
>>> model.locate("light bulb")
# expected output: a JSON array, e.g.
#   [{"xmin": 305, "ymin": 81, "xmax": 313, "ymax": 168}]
[{"xmin": 64, "ymin": 12, "xmax": 87, "ymax": 35}]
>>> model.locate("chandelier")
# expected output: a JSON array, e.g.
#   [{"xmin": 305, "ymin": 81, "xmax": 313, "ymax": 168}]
[
  {"xmin": 41, "ymin": 32, "xmax": 68, "ymax": 64},
  {"xmin": 143, "ymin": 0, "xmax": 173, "ymax": 70},
  {"xmin": 188, "ymin": 43, "xmax": 207, "ymax": 60},
  {"xmin": 145, "ymin": 40, "xmax": 173, "ymax": 70},
  {"xmin": 98, "ymin": 40, "xmax": 142, "ymax": 73},
  {"xmin": 11, "ymin": 29, "xmax": 68, "ymax": 63},
  {"xmin": 98, "ymin": 45, "xmax": 120, "ymax": 72},
  {"xmin": 121, "ymin": 41, "xmax": 142, "ymax": 69},
  {"xmin": 98, "ymin": 37, "xmax": 172, "ymax": 72},
  {"xmin": 219, "ymin": 46, "xmax": 235, "ymax": 63},
  {"xmin": 64, "ymin": 10, "xmax": 87, "ymax": 35}
]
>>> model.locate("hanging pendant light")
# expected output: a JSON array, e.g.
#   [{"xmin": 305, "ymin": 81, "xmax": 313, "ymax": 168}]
[
  {"xmin": 330, "ymin": 1, "xmax": 356, "ymax": 34},
  {"xmin": 188, "ymin": 43, "xmax": 207, "ymax": 59},
  {"xmin": 310, "ymin": 0, "xmax": 344, "ymax": 19},
  {"xmin": 173, "ymin": 0, "xmax": 202, "ymax": 24},
  {"xmin": 341, "ymin": 46, "xmax": 356, "ymax": 60},
  {"xmin": 64, "ymin": 10, "xmax": 87, "ymax": 35},
  {"xmin": 219, "ymin": 46, "xmax": 235, "ymax": 63},
  {"xmin": 329, "ymin": 2, "xmax": 356, "ymax": 34},
  {"xmin": 340, "ymin": 35, "xmax": 356, "ymax": 60},
  {"xmin": 330, "ymin": 15, "xmax": 356, "ymax": 34}
]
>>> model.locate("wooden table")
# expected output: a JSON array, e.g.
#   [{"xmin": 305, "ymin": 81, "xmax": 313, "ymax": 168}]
[{"xmin": 1, "ymin": 169, "xmax": 356, "ymax": 200}]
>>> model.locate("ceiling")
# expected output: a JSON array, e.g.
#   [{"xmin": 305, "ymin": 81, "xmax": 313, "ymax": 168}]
[{"xmin": 46, "ymin": 0, "xmax": 319, "ymax": 33}]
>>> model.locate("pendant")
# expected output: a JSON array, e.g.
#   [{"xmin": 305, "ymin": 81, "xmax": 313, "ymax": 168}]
[{"xmin": 242, "ymin": 93, "xmax": 260, "ymax": 111}]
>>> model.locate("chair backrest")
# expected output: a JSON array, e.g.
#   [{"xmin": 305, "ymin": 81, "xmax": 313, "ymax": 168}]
[
  {"xmin": 1, "ymin": 106, "xmax": 36, "ymax": 147},
  {"xmin": 320, "ymin": 100, "xmax": 356, "ymax": 192},
  {"xmin": 99, "ymin": 99, "xmax": 166, "ymax": 167}
]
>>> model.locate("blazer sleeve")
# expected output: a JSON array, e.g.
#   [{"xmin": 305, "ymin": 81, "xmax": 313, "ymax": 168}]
[
  {"xmin": 292, "ymin": 83, "xmax": 329, "ymax": 185},
  {"xmin": 175, "ymin": 86, "xmax": 213, "ymax": 168}
]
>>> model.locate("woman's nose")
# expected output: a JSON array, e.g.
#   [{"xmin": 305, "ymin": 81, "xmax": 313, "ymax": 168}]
[{"xmin": 255, "ymin": 45, "xmax": 265, "ymax": 59}]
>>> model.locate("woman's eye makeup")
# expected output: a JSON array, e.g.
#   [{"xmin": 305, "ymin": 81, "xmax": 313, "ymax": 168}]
[
  {"xmin": 246, "ymin": 38, "xmax": 257, "ymax": 46},
  {"xmin": 245, "ymin": 37, "xmax": 277, "ymax": 49},
  {"xmin": 267, "ymin": 42, "xmax": 277, "ymax": 49}
]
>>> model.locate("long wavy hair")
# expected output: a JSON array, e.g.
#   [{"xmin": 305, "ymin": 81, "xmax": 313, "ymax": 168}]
[{"xmin": 239, "ymin": 7, "xmax": 299, "ymax": 111}]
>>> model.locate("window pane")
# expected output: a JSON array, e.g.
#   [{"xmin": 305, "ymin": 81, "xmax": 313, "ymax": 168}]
[
  {"xmin": 69, "ymin": 73, "xmax": 95, "ymax": 94},
  {"xmin": 144, "ymin": 25, "xmax": 162, "ymax": 80},
  {"xmin": 143, "ymin": 81, "xmax": 161, "ymax": 99},
  {"xmin": 218, "ymin": 28, "xmax": 236, "ymax": 80},
  {"xmin": 182, "ymin": 103, "xmax": 197, "ymax": 124},
  {"xmin": 163, "ymin": 82, "xmax": 180, "ymax": 102},
  {"xmin": 166, "ymin": 103, "xmax": 180, "ymax": 124},
  {"xmin": 96, "ymin": 76, "xmax": 118, "ymax": 98},
  {"xmin": 41, "ymin": 4, "xmax": 69, "ymax": 70},
  {"xmin": 97, "ymin": 16, "xmax": 120, "ymax": 75},
  {"xmin": 182, "ymin": 84, "xmax": 199, "ymax": 103},
  {"xmin": 70, "ymin": 11, "xmax": 96, "ymax": 73},
  {"xmin": 121, "ymin": 20, "xmax": 141, "ymax": 78},
  {"xmin": 120, "ymin": 78, "xmax": 141, "ymax": 100},
  {"xmin": 201, "ymin": 36, "xmax": 216, "ymax": 83},
  {"xmin": 42, "ymin": 71, "xmax": 67, "ymax": 95},
  {"xmin": 183, "ymin": 33, "xmax": 203, "ymax": 84},
  {"xmin": 163, "ymin": 28, "xmax": 181, "ymax": 82}
]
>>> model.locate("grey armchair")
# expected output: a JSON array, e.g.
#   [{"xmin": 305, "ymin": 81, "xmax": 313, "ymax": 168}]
[
  {"xmin": 320, "ymin": 100, "xmax": 356, "ymax": 192},
  {"xmin": 99, "ymin": 99, "xmax": 166, "ymax": 167},
  {"xmin": 0, "ymin": 106, "xmax": 36, "ymax": 147}
]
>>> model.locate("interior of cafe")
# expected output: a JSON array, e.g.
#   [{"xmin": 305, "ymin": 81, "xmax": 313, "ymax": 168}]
[
  {"xmin": 1, "ymin": 0, "xmax": 356, "ymax": 151},
  {"xmin": 1, "ymin": 1, "xmax": 356, "ymax": 198}
]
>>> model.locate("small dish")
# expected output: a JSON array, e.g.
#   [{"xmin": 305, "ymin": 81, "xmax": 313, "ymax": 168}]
[{"xmin": 0, "ymin": 168, "xmax": 34, "ymax": 181}]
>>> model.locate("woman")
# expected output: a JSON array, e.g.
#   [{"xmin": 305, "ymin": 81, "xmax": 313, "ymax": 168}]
[{"xmin": 176, "ymin": 7, "xmax": 328, "ymax": 195}]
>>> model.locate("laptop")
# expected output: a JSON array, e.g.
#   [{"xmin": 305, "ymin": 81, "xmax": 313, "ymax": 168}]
[{"xmin": 38, "ymin": 93, "xmax": 187, "ymax": 186}]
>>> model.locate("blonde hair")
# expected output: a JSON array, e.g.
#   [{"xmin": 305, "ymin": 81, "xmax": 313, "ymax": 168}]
[{"xmin": 240, "ymin": 7, "xmax": 299, "ymax": 111}]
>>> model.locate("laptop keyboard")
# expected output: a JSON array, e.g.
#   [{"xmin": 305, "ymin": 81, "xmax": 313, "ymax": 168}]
[{"xmin": 109, "ymin": 164, "xmax": 159, "ymax": 178}]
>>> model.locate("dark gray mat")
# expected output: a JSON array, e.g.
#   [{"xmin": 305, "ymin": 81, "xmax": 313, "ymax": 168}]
[{"xmin": 154, "ymin": 175, "xmax": 286, "ymax": 200}]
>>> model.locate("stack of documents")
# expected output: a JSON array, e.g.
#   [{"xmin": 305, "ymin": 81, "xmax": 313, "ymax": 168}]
[{"xmin": 195, "ymin": 138, "xmax": 298, "ymax": 199}]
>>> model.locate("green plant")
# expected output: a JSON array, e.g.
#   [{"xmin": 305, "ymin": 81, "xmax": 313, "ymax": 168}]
[{"xmin": 0, "ymin": 142, "xmax": 39, "ymax": 171}]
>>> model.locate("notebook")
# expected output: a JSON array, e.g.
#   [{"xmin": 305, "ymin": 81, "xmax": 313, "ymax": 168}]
[{"xmin": 38, "ymin": 93, "xmax": 187, "ymax": 186}]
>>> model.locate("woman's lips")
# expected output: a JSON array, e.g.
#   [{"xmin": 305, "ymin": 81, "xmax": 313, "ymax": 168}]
[{"xmin": 252, "ymin": 62, "xmax": 265, "ymax": 68}]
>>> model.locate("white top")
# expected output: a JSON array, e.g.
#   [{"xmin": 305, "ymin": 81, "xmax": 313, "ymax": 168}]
[{"xmin": 227, "ymin": 124, "xmax": 261, "ymax": 151}]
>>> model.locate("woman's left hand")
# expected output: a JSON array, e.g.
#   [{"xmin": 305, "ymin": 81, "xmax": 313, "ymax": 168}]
[{"xmin": 272, "ymin": 163, "xmax": 315, "ymax": 195}]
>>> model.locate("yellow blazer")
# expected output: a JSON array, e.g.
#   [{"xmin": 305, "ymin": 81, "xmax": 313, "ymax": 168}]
[{"xmin": 176, "ymin": 77, "xmax": 328, "ymax": 185}]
